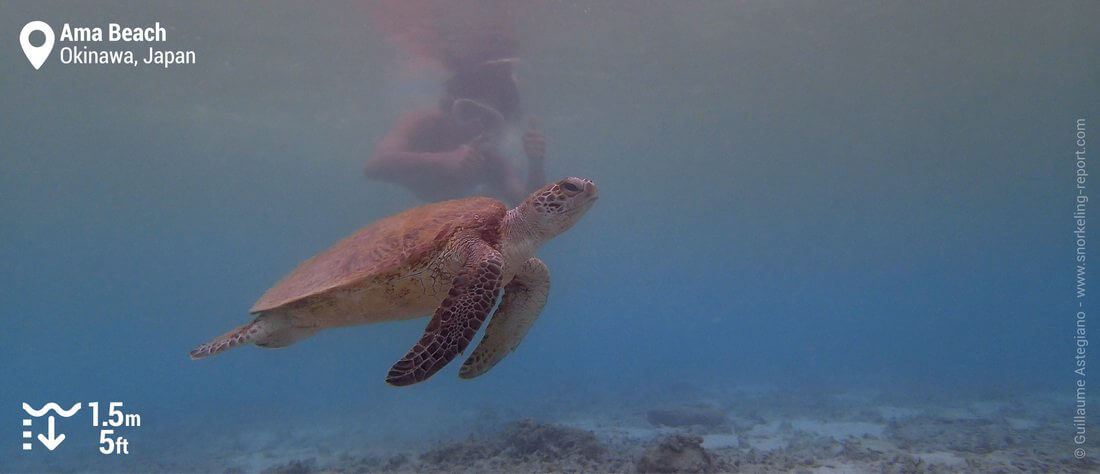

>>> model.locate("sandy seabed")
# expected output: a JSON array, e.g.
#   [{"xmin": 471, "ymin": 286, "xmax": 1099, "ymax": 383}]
[{"xmin": 6, "ymin": 386, "xmax": 1092, "ymax": 473}]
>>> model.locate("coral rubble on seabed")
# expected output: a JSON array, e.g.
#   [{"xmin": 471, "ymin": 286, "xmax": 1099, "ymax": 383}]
[{"xmin": 255, "ymin": 390, "xmax": 1090, "ymax": 473}]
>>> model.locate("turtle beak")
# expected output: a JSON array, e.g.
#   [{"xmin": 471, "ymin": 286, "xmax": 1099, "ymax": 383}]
[{"xmin": 584, "ymin": 180, "xmax": 599, "ymax": 201}]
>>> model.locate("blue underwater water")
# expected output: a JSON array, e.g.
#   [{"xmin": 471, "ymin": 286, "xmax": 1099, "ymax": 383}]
[{"xmin": 1, "ymin": 1, "xmax": 1099, "ymax": 472}]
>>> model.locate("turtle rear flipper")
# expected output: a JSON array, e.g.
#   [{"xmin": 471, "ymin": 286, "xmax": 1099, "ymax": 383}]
[
  {"xmin": 190, "ymin": 321, "xmax": 262, "ymax": 359},
  {"xmin": 189, "ymin": 314, "xmax": 316, "ymax": 359},
  {"xmin": 459, "ymin": 257, "xmax": 550, "ymax": 379}
]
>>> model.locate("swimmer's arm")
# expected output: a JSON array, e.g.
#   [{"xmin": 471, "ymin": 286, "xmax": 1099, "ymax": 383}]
[
  {"xmin": 523, "ymin": 117, "xmax": 547, "ymax": 192},
  {"xmin": 365, "ymin": 110, "xmax": 467, "ymax": 183},
  {"xmin": 366, "ymin": 148, "xmax": 467, "ymax": 183},
  {"xmin": 483, "ymin": 150, "xmax": 527, "ymax": 205},
  {"xmin": 526, "ymin": 156, "xmax": 546, "ymax": 195}
]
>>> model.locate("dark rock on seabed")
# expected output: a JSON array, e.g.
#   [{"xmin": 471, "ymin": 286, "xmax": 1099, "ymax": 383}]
[
  {"xmin": 416, "ymin": 418, "xmax": 610, "ymax": 472},
  {"xmin": 635, "ymin": 434, "xmax": 716, "ymax": 473},
  {"xmin": 260, "ymin": 457, "xmax": 317, "ymax": 474}
]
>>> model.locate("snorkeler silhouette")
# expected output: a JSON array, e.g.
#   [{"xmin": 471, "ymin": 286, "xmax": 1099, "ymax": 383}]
[{"xmin": 365, "ymin": 1, "xmax": 547, "ymax": 204}]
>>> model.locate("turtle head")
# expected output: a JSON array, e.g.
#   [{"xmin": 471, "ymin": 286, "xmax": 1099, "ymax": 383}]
[{"xmin": 519, "ymin": 177, "xmax": 599, "ymax": 239}]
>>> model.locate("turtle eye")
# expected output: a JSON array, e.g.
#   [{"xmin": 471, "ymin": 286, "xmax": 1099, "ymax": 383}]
[{"xmin": 560, "ymin": 181, "xmax": 581, "ymax": 193}]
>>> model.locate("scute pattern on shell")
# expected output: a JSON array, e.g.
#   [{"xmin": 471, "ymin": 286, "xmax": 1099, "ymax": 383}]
[{"xmin": 250, "ymin": 197, "xmax": 507, "ymax": 314}]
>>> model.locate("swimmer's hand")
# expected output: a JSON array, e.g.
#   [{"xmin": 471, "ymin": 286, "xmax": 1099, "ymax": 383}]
[{"xmin": 523, "ymin": 116, "xmax": 546, "ymax": 161}]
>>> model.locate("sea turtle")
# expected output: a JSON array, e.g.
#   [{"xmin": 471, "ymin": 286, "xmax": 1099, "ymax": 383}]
[{"xmin": 190, "ymin": 177, "xmax": 598, "ymax": 386}]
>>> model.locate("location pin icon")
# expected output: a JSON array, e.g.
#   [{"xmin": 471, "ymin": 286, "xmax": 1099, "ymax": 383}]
[{"xmin": 20, "ymin": 21, "xmax": 55, "ymax": 70}]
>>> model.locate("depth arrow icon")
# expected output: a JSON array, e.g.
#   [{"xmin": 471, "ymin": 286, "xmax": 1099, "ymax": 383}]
[{"xmin": 37, "ymin": 416, "xmax": 65, "ymax": 450}]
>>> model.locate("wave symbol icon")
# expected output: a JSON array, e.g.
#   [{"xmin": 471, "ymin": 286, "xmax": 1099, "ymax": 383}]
[{"xmin": 22, "ymin": 402, "xmax": 81, "ymax": 417}]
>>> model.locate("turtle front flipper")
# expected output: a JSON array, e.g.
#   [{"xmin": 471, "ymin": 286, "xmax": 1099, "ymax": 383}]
[
  {"xmin": 386, "ymin": 241, "xmax": 504, "ymax": 386},
  {"xmin": 459, "ymin": 257, "xmax": 550, "ymax": 379}
]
